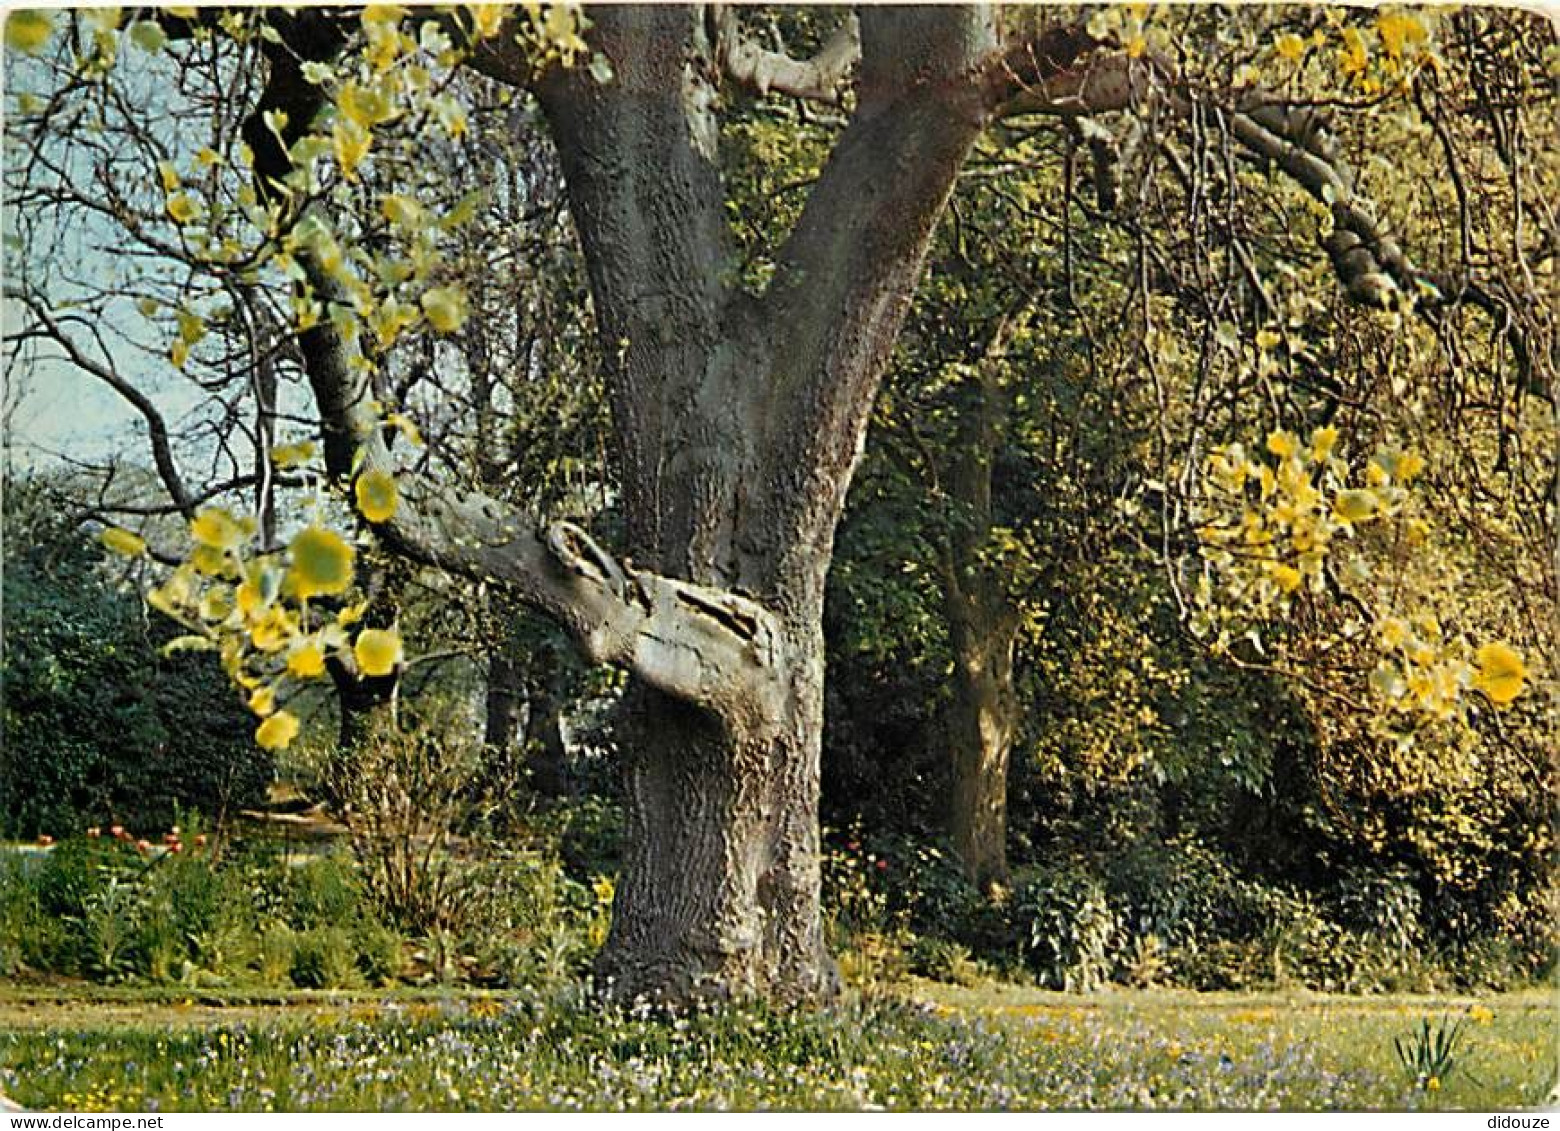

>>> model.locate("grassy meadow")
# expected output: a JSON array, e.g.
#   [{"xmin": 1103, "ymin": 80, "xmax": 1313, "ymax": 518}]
[{"xmin": 1, "ymin": 983, "xmax": 1553, "ymax": 1112}]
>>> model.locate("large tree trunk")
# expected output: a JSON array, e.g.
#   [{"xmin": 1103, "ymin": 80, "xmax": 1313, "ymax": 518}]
[{"xmin": 528, "ymin": 8, "xmax": 995, "ymax": 999}]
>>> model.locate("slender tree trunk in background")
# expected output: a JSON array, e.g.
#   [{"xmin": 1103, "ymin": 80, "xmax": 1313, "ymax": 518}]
[
  {"xmin": 946, "ymin": 599, "xmax": 1019, "ymax": 889},
  {"xmin": 520, "ymin": 662, "xmax": 571, "ymax": 797},
  {"xmin": 938, "ymin": 343, "xmax": 1020, "ymax": 888},
  {"xmin": 483, "ymin": 630, "xmax": 571, "ymax": 801}
]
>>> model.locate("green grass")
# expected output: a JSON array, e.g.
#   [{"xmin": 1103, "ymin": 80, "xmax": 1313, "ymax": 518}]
[{"xmin": 1, "ymin": 983, "xmax": 1553, "ymax": 1111}]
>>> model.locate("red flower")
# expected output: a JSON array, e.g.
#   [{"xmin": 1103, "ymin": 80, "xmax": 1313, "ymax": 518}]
[
  {"xmin": 169, "ymin": 843, "xmax": 183, "ymax": 854},
  {"xmin": 36, "ymin": 834, "xmax": 54, "ymax": 847},
  {"xmin": 194, "ymin": 834, "xmax": 208, "ymax": 847},
  {"xmin": 135, "ymin": 839, "xmax": 151, "ymax": 854},
  {"xmin": 110, "ymin": 825, "xmax": 127, "ymax": 839},
  {"xmin": 86, "ymin": 827, "xmax": 101, "ymax": 838},
  {"xmin": 875, "ymin": 859, "xmax": 888, "ymax": 871}
]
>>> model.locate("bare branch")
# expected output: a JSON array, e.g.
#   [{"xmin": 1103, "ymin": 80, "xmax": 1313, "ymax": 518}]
[{"xmin": 8, "ymin": 289, "xmax": 195, "ymax": 516}]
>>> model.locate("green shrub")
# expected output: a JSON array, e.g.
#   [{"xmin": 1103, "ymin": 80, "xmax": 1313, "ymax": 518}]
[
  {"xmin": 289, "ymin": 927, "xmax": 363, "ymax": 989},
  {"xmin": 1013, "ymin": 863, "xmax": 1117, "ymax": 992},
  {"xmin": 257, "ymin": 922, "xmax": 297, "ymax": 986},
  {"xmin": 0, "ymin": 481, "xmax": 269, "ymax": 838},
  {"xmin": 908, "ymin": 936, "xmax": 983, "ymax": 986},
  {"xmin": 286, "ymin": 854, "xmax": 368, "ymax": 930},
  {"xmin": 354, "ymin": 923, "xmax": 404, "ymax": 986}
]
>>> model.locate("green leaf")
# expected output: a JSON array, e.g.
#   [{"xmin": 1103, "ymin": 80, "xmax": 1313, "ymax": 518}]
[{"xmin": 128, "ymin": 20, "xmax": 167, "ymax": 52}]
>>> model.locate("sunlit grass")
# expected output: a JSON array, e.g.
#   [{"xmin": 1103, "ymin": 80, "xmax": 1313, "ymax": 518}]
[{"xmin": 1, "ymin": 985, "xmax": 1553, "ymax": 1111}]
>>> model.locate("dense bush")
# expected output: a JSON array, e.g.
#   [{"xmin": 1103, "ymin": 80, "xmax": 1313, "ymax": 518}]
[
  {"xmin": 0, "ymin": 481, "xmax": 269, "ymax": 837},
  {"xmin": 0, "ymin": 812, "xmax": 609, "ymax": 992}
]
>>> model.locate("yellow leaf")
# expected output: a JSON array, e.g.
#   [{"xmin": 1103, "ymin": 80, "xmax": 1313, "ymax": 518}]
[
  {"xmin": 1339, "ymin": 26, "xmax": 1368, "ymax": 75},
  {"xmin": 354, "ymin": 627, "xmax": 403, "ymax": 677},
  {"xmin": 1309, "ymin": 426, "xmax": 1338, "ymax": 459},
  {"xmin": 355, "ymin": 469, "xmax": 399, "ymax": 523},
  {"xmin": 288, "ymin": 642, "xmax": 327, "ymax": 679},
  {"xmin": 270, "ymin": 440, "xmax": 317, "ymax": 469},
  {"xmin": 1125, "ymin": 34, "xmax": 1146, "ymax": 58},
  {"xmin": 420, "ymin": 285, "xmax": 468, "ymax": 333},
  {"xmin": 337, "ymin": 599, "xmax": 370, "ymax": 627},
  {"xmin": 236, "ymin": 579, "xmax": 265, "ymax": 616},
  {"xmin": 248, "ymin": 685, "xmax": 277, "ymax": 717},
  {"xmin": 1332, "ymin": 489, "xmax": 1379, "ymax": 524},
  {"xmin": 199, "ymin": 588, "xmax": 233, "ymax": 622},
  {"xmin": 1377, "ymin": 617, "xmax": 1409, "ymax": 651},
  {"xmin": 177, "ymin": 308, "xmax": 206, "ymax": 346},
  {"xmin": 468, "ymin": 3, "xmax": 505, "ymax": 39},
  {"xmin": 1266, "ymin": 430, "xmax": 1299, "ymax": 460},
  {"xmin": 362, "ymin": 4, "xmax": 405, "ymax": 26},
  {"xmin": 249, "ymin": 606, "xmax": 297, "ymax": 653},
  {"xmin": 287, "ymin": 525, "xmax": 355, "ymax": 599},
  {"xmin": 158, "ymin": 162, "xmax": 180, "ymax": 192},
  {"xmin": 255, "ymin": 711, "xmax": 300, "ymax": 751},
  {"xmin": 5, "ymin": 9, "xmax": 54, "ymax": 53},
  {"xmin": 100, "ymin": 527, "xmax": 147, "ymax": 557},
  {"xmin": 1395, "ymin": 450, "xmax": 1426, "ymax": 483},
  {"xmin": 380, "ymin": 193, "xmax": 423, "ymax": 228},
  {"xmin": 1275, "ymin": 33, "xmax": 1305, "ymax": 61},
  {"xmin": 333, "ymin": 118, "xmax": 371, "ymax": 179},
  {"xmin": 338, "ymin": 80, "xmax": 392, "ymax": 128},
  {"xmin": 190, "ymin": 507, "xmax": 248, "ymax": 551},
  {"xmin": 1473, "ymin": 642, "xmax": 1526, "ymax": 706},
  {"xmin": 166, "ymin": 193, "xmax": 200, "ymax": 225},
  {"xmin": 190, "ymin": 544, "xmax": 230, "ymax": 576},
  {"xmin": 1269, "ymin": 563, "xmax": 1302, "ymax": 593},
  {"xmin": 1376, "ymin": 10, "xmax": 1425, "ymax": 59}
]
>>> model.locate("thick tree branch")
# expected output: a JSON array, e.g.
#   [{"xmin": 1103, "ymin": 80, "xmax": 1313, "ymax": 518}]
[
  {"xmin": 751, "ymin": 8, "xmax": 998, "ymax": 585},
  {"xmin": 302, "ymin": 271, "xmax": 785, "ymax": 714},
  {"xmin": 708, "ymin": 7, "xmax": 858, "ymax": 105}
]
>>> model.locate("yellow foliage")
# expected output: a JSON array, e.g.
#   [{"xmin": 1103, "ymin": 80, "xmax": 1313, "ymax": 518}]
[
  {"xmin": 248, "ymin": 606, "xmax": 297, "ymax": 653},
  {"xmin": 190, "ymin": 507, "xmax": 249, "ymax": 551},
  {"xmin": 270, "ymin": 440, "xmax": 317, "ymax": 469},
  {"xmin": 1266, "ymin": 430, "xmax": 1299, "ymax": 460},
  {"xmin": 420, "ymin": 285, "xmax": 469, "ymax": 333},
  {"xmin": 1474, "ymin": 642, "xmax": 1526, "ymax": 706},
  {"xmin": 333, "ymin": 118, "xmax": 371, "ymax": 179},
  {"xmin": 5, "ymin": 10, "xmax": 54, "ymax": 53},
  {"xmin": 1376, "ymin": 10, "xmax": 1426, "ymax": 59},
  {"xmin": 255, "ymin": 711, "xmax": 300, "ymax": 751},
  {"xmin": 100, "ymin": 527, "xmax": 147, "ymax": 557},
  {"xmin": 166, "ymin": 193, "xmax": 200, "ymax": 224},
  {"xmin": 248, "ymin": 685, "xmax": 277, "ymax": 718},
  {"xmin": 354, "ymin": 627, "xmax": 404, "ymax": 676},
  {"xmin": 287, "ymin": 642, "xmax": 327, "ymax": 679},
  {"xmin": 1332, "ymin": 489, "xmax": 1379, "ymax": 524},
  {"xmin": 287, "ymin": 526, "xmax": 355, "ymax": 599},
  {"xmin": 355, "ymin": 469, "xmax": 399, "ymax": 523},
  {"xmin": 1274, "ymin": 33, "xmax": 1305, "ymax": 62}
]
